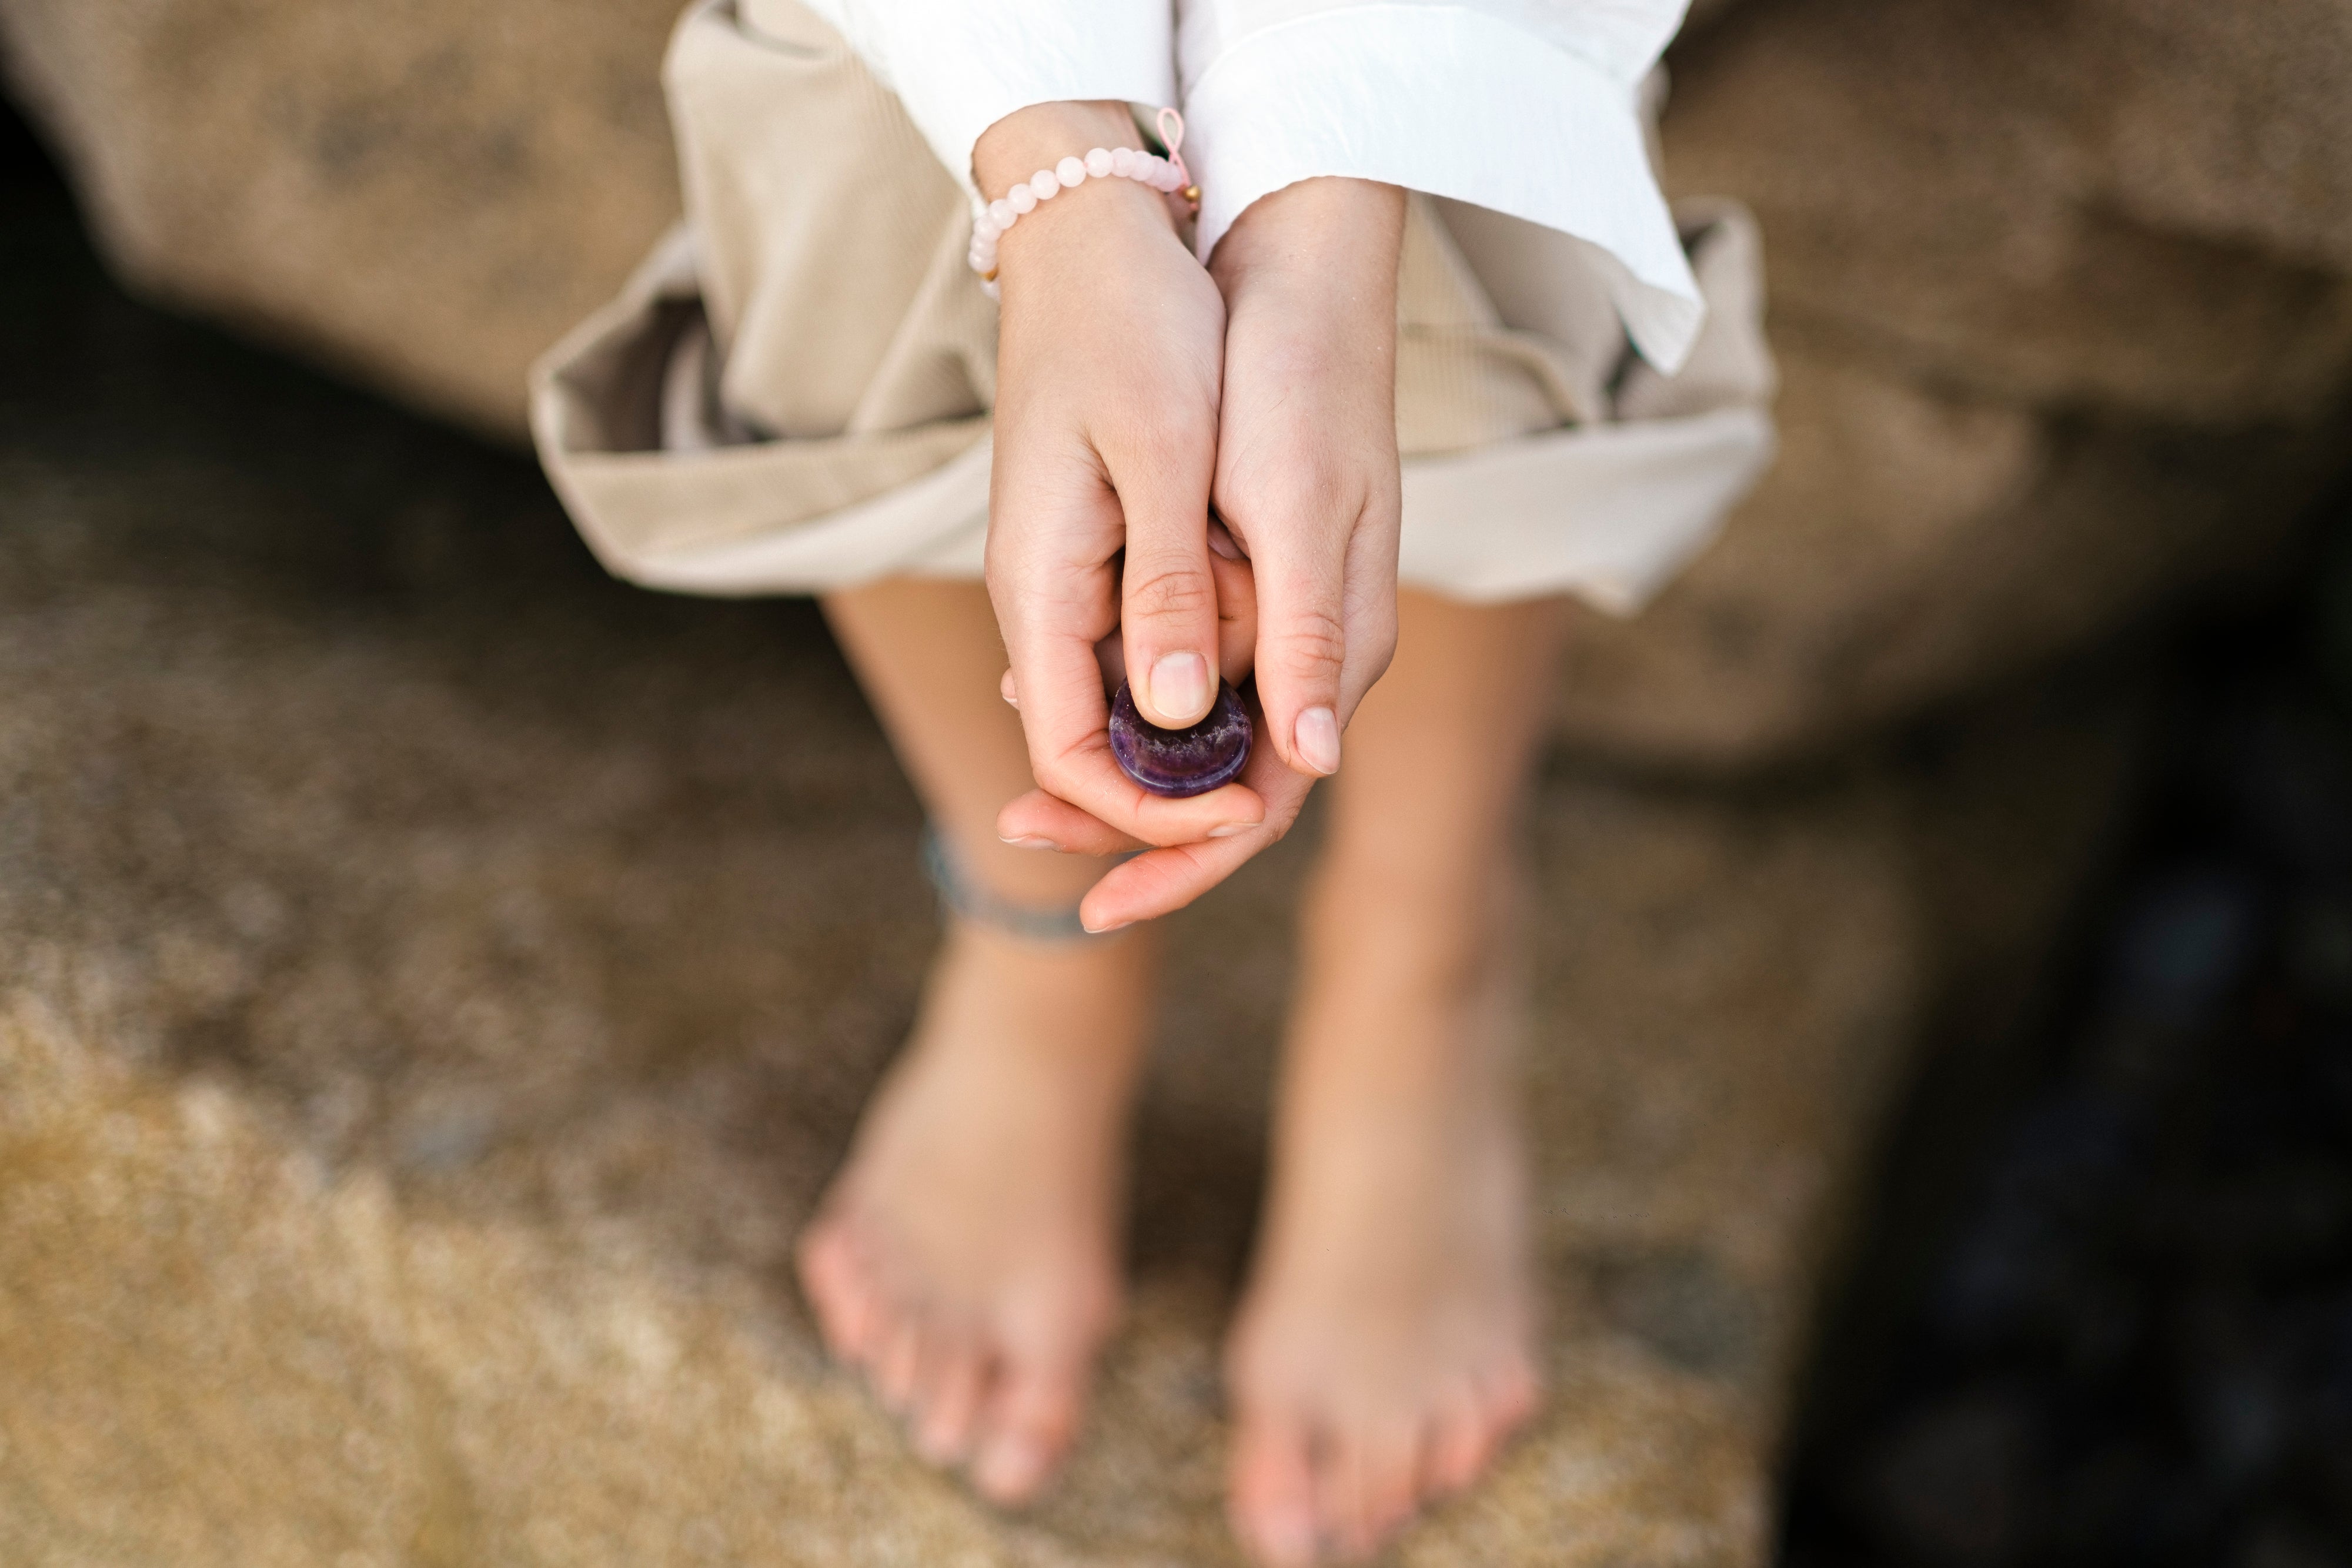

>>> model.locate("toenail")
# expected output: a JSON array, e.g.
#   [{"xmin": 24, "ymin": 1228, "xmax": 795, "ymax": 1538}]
[
  {"xmin": 1257, "ymin": 1506, "xmax": 1317, "ymax": 1567},
  {"xmin": 974, "ymin": 1435, "xmax": 1045, "ymax": 1499}
]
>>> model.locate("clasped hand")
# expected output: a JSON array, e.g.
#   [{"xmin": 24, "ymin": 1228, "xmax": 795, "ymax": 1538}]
[{"xmin": 977, "ymin": 103, "xmax": 1406, "ymax": 933}]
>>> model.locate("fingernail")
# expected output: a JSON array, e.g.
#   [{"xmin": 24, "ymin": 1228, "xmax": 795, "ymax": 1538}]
[
  {"xmin": 1207, "ymin": 823, "xmax": 1254, "ymax": 839},
  {"xmin": 999, "ymin": 835, "xmax": 1059, "ymax": 851},
  {"xmin": 1083, "ymin": 917, "xmax": 1134, "ymax": 935},
  {"xmin": 1148, "ymin": 650, "xmax": 1210, "ymax": 724},
  {"xmin": 1294, "ymin": 707, "xmax": 1341, "ymax": 775}
]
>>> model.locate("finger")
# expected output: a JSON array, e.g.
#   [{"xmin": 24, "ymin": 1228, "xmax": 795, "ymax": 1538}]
[
  {"xmin": 1334, "ymin": 502, "xmax": 1401, "ymax": 719},
  {"xmin": 1242, "ymin": 503, "xmax": 1352, "ymax": 780},
  {"xmin": 1075, "ymin": 766, "xmax": 1314, "ymax": 927},
  {"xmin": 1080, "ymin": 838, "xmax": 1257, "ymax": 931},
  {"xmin": 1094, "ymin": 626, "xmax": 1125, "ymax": 691},
  {"xmin": 1210, "ymin": 537, "xmax": 1258, "ymax": 688},
  {"xmin": 995, "ymin": 789, "xmax": 1150, "ymax": 857},
  {"xmin": 1013, "ymin": 679, "xmax": 1269, "ymax": 847},
  {"xmin": 1007, "ymin": 573, "xmax": 1261, "ymax": 719},
  {"xmin": 1112, "ymin": 439, "xmax": 1222, "ymax": 728}
]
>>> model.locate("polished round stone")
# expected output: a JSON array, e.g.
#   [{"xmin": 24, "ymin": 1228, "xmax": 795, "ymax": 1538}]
[{"xmin": 1108, "ymin": 680, "xmax": 1251, "ymax": 797}]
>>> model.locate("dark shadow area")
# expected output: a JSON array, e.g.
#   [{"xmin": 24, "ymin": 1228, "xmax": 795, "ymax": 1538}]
[{"xmin": 1779, "ymin": 487, "xmax": 2352, "ymax": 1562}]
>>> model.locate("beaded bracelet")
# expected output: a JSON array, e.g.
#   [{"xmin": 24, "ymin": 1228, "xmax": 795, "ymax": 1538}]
[{"xmin": 968, "ymin": 108, "xmax": 1200, "ymax": 299}]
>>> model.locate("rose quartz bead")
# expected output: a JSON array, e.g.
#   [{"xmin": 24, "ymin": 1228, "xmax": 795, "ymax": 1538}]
[
  {"xmin": 987, "ymin": 198, "xmax": 1016, "ymax": 229},
  {"xmin": 973, "ymin": 215, "xmax": 1001, "ymax": 244},
  {"xmin": 1008, "ymin": 183, "xmax": 1038, "ymax": 215},
  {"xmin": 1110, "ymin": 146, "xmax": 1139, "ymax": 178},
  {"xmin": 1055, "ymin": 155, "xmax": 1087, "ymax": 188},
  {"xmin": 1030, "ymin": 168, "xmax": 1060, "ymax": 197},
  {"xmin": 1085, "ymin": 147, "xmax": 1114, "ymax": 178}
]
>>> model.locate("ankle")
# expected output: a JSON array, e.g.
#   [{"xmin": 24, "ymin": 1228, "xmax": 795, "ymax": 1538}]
[{"xmin": 927, "ymin": 916, "xmax": 1159, "ymax": 1085}]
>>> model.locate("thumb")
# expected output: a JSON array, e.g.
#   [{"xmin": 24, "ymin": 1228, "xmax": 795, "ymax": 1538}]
[{"xmin": 1247, "ymin": 530, "xmax": 1348, "ymax": 778}]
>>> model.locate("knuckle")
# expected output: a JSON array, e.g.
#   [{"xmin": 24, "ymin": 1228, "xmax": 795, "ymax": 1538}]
[
  {"xmin": 1123, "ymin": 563, "xmax": 1218, "ymax": 627},
  {"xmin": 1225, "ymin": 459, "xmax": 1359, "ymax": 534},
  {"xmin": 1268, "ymin": 606, "xmax": 1348, "ymax": 684},
  {"xmin": 1117, "ymin": 416, "xmax": 1214, "ymax": 482},
  {"xmin": 1034, "ymin": 744, "xmax": 1094, "ymax": 801}
]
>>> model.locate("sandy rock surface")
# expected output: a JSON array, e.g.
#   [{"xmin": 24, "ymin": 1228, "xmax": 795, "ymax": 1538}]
[
  {"xmin": 0, "ymin": 218, "xmax": 2140, "ymax": 1562},
  {"xmin": 0, "ymin": 0, "xmax": 684, "ymax": 437}
]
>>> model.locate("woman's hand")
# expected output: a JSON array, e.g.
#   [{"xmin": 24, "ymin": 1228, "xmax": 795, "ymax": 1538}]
[
  {"xmin": 981, "ymin": 102, "xmax": 1270, "ymax": 853},
  {"xmin": 998, "ymin": 177, "xmax": 1406, "ymax": 931}
]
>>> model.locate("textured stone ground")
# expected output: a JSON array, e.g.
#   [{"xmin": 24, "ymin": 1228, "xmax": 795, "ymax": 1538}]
[{"xmin": 0, "ymin": 140, "xmax": 2147, "ymax": 1568}]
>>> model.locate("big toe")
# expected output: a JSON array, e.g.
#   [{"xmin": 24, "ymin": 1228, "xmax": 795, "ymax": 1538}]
[
  {"xmin": 1229, "ymin": 1412, "xmax": 1319, "ymax": 1567},
  {"xmin": 795, "ymin": 1217, "xmax": 881, "ymax": 1363},
  {"xmin": 970, "ymin": 1353, "xmax": 1088, "ymax": 1506}
]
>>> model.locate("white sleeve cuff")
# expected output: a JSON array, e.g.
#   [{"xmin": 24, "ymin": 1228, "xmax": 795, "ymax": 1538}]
[
  {"xmin": 1180, "ymin": 6, "xmax": 1705, "ymax": 372},
  {"xmin": 790, "ymin": 0, "xmax": 1175, "ymax": 203}
]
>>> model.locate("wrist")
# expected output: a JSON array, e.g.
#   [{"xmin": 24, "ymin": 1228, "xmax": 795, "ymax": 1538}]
[
  {"xmin": 1208, "ymin": 177, "xmax": 1404, "ymax": 296},
  {"xmin": 974, "ymin": 101, "xmax": 1148, "ymax": 200},
  {"xmin": 972, "ymin": 101, "xmax": 1184, "ymax": 276}
]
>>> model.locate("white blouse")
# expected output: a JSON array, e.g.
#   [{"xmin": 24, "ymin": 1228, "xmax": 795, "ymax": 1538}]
[{"xmin": 794, "ymin": 0, "xmax": 1705, "ymax": 372}]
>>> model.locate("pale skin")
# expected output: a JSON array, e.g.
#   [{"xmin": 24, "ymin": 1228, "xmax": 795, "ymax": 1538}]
[{"xmin": 796, "ymin": 99, "xmax": 1556, "ymax": 1564}]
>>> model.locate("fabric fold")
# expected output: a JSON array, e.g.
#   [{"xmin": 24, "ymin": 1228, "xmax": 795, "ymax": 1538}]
[{"xmin": 1179, "ymin": 3, "xmax": 1704, "ymax": 371}]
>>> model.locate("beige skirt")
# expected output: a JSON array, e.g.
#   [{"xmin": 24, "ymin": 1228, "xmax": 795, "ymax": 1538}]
[{"xmin": 530, "ymin": 0, "xmax": 1777, "ymax": 613}]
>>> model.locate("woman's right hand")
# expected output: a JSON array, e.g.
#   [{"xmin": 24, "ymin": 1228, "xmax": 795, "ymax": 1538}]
[
  {"xmin": 980, "ymin": 101, "xmax": 1268, "ymax": 857},
  {"xmin": 996, "ymin": 175, "xmax": 1406, "ymax": 935}
]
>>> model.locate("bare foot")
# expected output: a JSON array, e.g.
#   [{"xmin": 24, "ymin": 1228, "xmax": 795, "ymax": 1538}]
[
  {"xmin": 796, "ymin": 917, "xmax": 1153, "ymax": 1504},
  {"xmin": 1224, "ymin": 865, "xmax": 1542, "ymax": 1565}
]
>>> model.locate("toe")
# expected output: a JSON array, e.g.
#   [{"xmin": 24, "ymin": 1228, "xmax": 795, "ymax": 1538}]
[
  {"xmin": 1484, "ymin": 1353, "xmax": 1542, "ymax": 1437},
  {"xmin": 971, "ymin": 1353, "xmax": 1088, "ymax": 1506},
  {"xmin": 1319, "ymin": 1416, "xmax": 1421, "ymax": 1562},
  {"xmin": 875, "ymin": 1309, "xmax": 925, "ymax": 1414},
  {"xmin": 913, "ymin": 1329, "xmax": 991, "ymax": 1467},
  {"xmin": 1421, "ymin": 1387, "xmax": 1496, "ymax": 1500},
  {"xmin": 794, "ymin": 1218, "xmax": 877, "ymax": 1363},
  {"xmin": 1228, "ymin": 1410, "xmax": 1319, "ymax": 1568}
]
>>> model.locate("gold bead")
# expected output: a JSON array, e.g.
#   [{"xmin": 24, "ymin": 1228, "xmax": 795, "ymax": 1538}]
[
  {"xmin": 1181, "ymin": 184, "xmax": 1201, "ymax": 204},
  {"xmin": 981, "ymin": 268, "xmax": 998, "ymax": 282}
]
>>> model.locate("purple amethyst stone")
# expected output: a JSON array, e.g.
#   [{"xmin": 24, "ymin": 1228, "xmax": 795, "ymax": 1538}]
[{"xmin": 1108, "ymin": 680, "xmax": 1252, "ymax": 797}]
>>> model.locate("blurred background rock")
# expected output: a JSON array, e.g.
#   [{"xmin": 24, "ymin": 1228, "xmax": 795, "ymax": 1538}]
[{"xmin": 0, "ymin": 0, "xmax": 2346, "ymax": 1563}]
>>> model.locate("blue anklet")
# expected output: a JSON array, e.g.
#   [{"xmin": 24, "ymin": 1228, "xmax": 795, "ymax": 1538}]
[{"xmin": 920, "ymin": 826, "xmax": 1100, "ymax": 944}]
